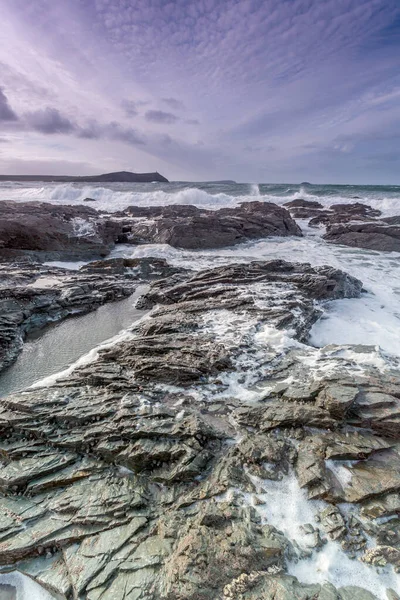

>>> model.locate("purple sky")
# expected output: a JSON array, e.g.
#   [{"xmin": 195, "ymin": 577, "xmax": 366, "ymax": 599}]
[{"xmin": 0, "ymin": 0, "xmax": 399, "ymax": 183}]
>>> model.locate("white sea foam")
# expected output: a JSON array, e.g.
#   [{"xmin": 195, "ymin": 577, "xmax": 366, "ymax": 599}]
[
  {"xmin": 114, "ymin": 228, "xmax": 400, "ymax": 363},
  {"xmin": 245, "ymin": 473, "xmax": 400, "ymax": 599},
  {"xmin": 71, "ymin": 216, "xmax": 97, "ymax": 237},
  {"xmin": 43, "ymin": 260, "xmax": 89, "ymax": 270},
  {"xmin": 0, "ymin": 572, "xmax": 55, "ymax": 600},
  {"xmin": 1, "ymin": 180, "xmax": 400, "ymax": 216}
]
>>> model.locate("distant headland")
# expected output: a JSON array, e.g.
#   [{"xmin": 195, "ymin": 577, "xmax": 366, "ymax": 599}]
[{"xmin": 0, "ymin": 171, "xmax": 169, "ymax": 183}]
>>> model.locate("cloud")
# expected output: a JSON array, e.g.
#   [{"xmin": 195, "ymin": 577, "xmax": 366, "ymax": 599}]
[
  {"xmin": 78, "ymin": 119, "xmax": 145, "ymax": 145},
  {"xmin": 0, "ymin": 87, "xmax": 18, "ymax": 121},
  {"xmin": 105, "ymin": 121, "xmax": 145, "ymax": 145},
  {"xmin": 145, "ymin": 110, "xmax": 179, "ymax": 124},
  {"xmin": 121, "ymin": 99, "xmax": 138, "ymax": 117},
  {"xmin": 162, "ymin": 97, "xmax": 185, "ymax": 111},
  {"xmin": 25, "ymin": 107, "xmax": 75, "ymax": 134},
  {"xmin": 1, "ymin": 0, "xmax": 400, "ymax": 181}
]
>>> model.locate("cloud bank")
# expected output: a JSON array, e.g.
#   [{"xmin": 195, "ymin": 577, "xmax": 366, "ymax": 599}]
[{"xmin": 0, "ymin": 0, "xmax": 399, "ymax": 182}]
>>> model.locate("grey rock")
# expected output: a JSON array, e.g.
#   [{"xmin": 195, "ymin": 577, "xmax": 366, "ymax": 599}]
[
  {"xmin": 118, "ymin": 201, "xmax": 302, "ymax": 249},
  {"xmin": 0, "ymin": 257, "xmax": 395, "ymax": 600},
  {"xmin": 324, "ymin": 221, "xmax": 400, "ymax": 252},
  {"xmin": 338, "ymin": 586, "xmax": 378, "ymax": 600}
]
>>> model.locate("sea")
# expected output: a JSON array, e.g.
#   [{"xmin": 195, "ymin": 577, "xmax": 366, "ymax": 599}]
[
  {"xmin": 1, "ymin": 180, "xmax": 400, "ymax": 598},
  {"xmin": 2, "ymin": 179, "xmax": 400, "ymax": 357}
]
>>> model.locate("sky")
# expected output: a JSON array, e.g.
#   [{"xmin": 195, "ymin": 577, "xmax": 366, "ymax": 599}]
[{"xmin": 0, "ymin": 0, "xmax": 399, "ymax": 184}]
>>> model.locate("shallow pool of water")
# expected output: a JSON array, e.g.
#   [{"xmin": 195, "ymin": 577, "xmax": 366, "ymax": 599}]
[{"xmin": 0, "ymin": 286, "xmax": 148, "ymax": 397}]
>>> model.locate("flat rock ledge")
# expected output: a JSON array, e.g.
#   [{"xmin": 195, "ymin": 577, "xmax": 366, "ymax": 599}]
[{"xmin": 1, "ymin": 260, "xmax": 396, "ymax": 599}]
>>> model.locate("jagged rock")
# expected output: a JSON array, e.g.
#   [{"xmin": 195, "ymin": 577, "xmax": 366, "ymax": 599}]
[
  {"xmin": 316, "ymin": 384, "xmax": 359, "ymax": 419},
  {"xmin": 0, "ymin": 257, "xmax": 397, "ymax": 600},
  {"xmin": 159, "ymin": 500, "xmax": 286, "ymax": 600},
  {"xmin": 236, "ymin": 402, "xmax": 336, "ymax": 433},
  {"xmin": 339, "ymin": 450, "xmax": 400, "ymax": 503},
  {"xmin": 0, "ymin": 201, "xmax": 119, "ymax": 261},
  {"xmin": 324, "ymin": 220, "xmax": 400, "ymax": 252},
  {"xmin": 0, "ymin": 257, "xmax": 182, "ymax": 376},
  {"xmin": 309, "ymin": 202, "xmax": 382, "ymax": 227},
  {"xmin": 349, "ymin": 391, "xmax": 400, "ymax": 438},
  {"xmin": 318, "ymin": 506, "xmax": 347, "ymax": 540},
  {"xmin": 361, "ymin": 492, "xmax": 400, "ymax": 520},
  {"xmin": 362, "ymin": 545, "xmax": 400, "ymax": 568},
  {"xmin": 338, "ymin": 587, "xmax": 378, "ymax": 600},
  {"xmin": 118, "ymin": 201, "xmax": 302, "ymax": 249},
  {"xmin": 236, "ymin": 576, "xmax": 373, "ymax": 600},
  {"xmin": 284, "ymin": 198, "xmax": 325, "ymax": 219}
]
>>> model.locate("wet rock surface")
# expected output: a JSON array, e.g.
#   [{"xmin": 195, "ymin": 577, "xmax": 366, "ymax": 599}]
[
  {"xmin": 0, "ymin": 257, "xmax": 180, "ymax": 375},
  {"xmin": 0, "ymin": 257, "xmax": 396, "ymax": 600},
  {"xmin": 285, "ymin": 199, "xmax": 400, "ymax": 252},
  {"xmin": 323, "ymin": 220, "xmax": 400, "ymax": 252},
  {"xmin": 0, "ymin": 201, "xmax": 120, "ymax": 261},
  {"xmin": 117, "ymin": 201, "xmax": 302, "ymax": 248},
  {"xmin": 0, "ymin": 200, "xmax": 303, "ymax": 262},
  {"xmin": 285, "ymin": 200, "xmax": 382, "ymax": 227}
]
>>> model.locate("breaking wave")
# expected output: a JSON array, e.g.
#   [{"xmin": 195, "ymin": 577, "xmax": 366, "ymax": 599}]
[{"xmin": 1, "ymin": 180, "xmax": 400, "ymax": 215}]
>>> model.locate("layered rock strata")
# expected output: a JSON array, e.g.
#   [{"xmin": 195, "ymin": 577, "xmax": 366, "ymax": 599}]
[{"xmin": 1, "ymin": 261, "xmax": 396, "ymax": 599}]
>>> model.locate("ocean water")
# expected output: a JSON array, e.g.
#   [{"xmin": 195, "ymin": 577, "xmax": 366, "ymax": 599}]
[
  {"xmin": 1, "ymin": 179, "xmax": 400, "ymax": 215},
  {"xmin": 1, "ymin": 180, "xmax": 400, "ymax": 599},
  {"xmin": 1, "ymin": 179, "xmax": 400, "ymax": 362}
]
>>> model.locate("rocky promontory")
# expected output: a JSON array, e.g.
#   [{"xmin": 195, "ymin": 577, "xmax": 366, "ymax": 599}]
[{"xmin": 0, "ymin": 171, "xmax": 169, "ymax": 183}]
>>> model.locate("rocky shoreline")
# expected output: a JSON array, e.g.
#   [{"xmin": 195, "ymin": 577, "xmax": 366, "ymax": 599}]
[{"xmin": 1, "ymin": 198, "xmax": 400, "ymax": 599}]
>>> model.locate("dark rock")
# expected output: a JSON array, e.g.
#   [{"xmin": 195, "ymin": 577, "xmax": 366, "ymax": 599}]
[
  {"xmin": 0, "ymin": 257, "xmax": 181, "ymax": 375},
  {"xmin": 284, "ymin": 199, "xmax": 325, "ymax": 219},
  {"xmin": 0, "ymin": 201, "xmax": 119, "ymax": 261},
  {"xmin": 0, "ymin": 257, "xmax": 396, "ymax": 600},
  {"xmin": 309, "ymin": 203, "xmax": 382, "ymax": 228},
  {"xmin": 284, "ymin": 200, "xmax": 324, "ymax": 209},
  {"xmin": 324, "ymin": 221, "xmax": 400, "ymax": 252},
  {"xmin": 118, "ymin": 201, "xmax": 302, "ymax": 249}
]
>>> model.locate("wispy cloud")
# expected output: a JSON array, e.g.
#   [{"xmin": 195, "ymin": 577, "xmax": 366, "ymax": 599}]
[
  {"xmin": 162, "ymin": 97, "xmax": 185, "ymax": 111},
  {"xmin": 0, "ymin": 87, "xmax": 18, "ymax": 121},
  {"xmin": 0, "ymin": 0, "xmax": 399, "ymax": 181},
  {"xmin": 25, "ymin": 107, "xmax": 75, "ymax": 134},
  {"xmin": 145, "ymin": 110, "xmax": 179, "ymax": 124}
]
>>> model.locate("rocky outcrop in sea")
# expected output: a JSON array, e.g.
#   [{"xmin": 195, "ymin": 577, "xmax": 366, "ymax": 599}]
[
  {"xmin": 284, "ymin": 199, "xmax": 400, "ymax": 252},
  {"xmin": 0, "ymin": 199, "xmax": 400, "ymax": 599}
]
